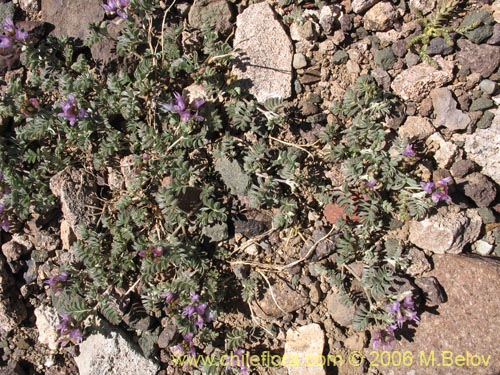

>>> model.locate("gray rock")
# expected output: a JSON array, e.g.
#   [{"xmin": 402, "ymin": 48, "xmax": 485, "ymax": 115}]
[
  {"xmin": 332, "ymin": 50, "xmax": 349, "ymax": 65},
  {"xmin": 387, "ymin": 255, "xmax": 500, "ymax": 375},
  {"xmin": 479, "ymin": 79, "xmax": 498, "ymax": 95},
  {"xmin": 75, "ymin": 328, "xmax": 159, "ymax": 375},
  {"xmin": 425, "ymin": 133, "xmax": 459, "ymax": 169},
  {"xmin": 450, "ymin": 159, "xmax": 477, "ymax": 179},
  {"xmin": 374, "ymin": 47, "xmax": 397, "ymax": 70},
  {"xmin": 233, "ymin": 2, "xmax": 293, "ymax": 102},
  {"xmin": 463, "ymin": 173, "xmax": 497, "ymax": 207},
  {"xmin": 41, "ymin": 0, "xmax": 105, "ymax": 40},
  {"xmin": 398, "ymin": 116, "xmax": 434, "ymax": 141},
  {"xmin": 319, "ymin": 5, "xmax": 339, "ymax": 35},
  {"xmin": 414, "ymin": 277, "xmax": 446, "ymax": 306},
  {"xmin": 202, "ymin": 223, "xmax": 229, "ymax": 242},
  {"xmin": 352, "ymin": 0, "xmax": 381, "ymax": 14},
  {"xmin": 477, "ymin": 207, "xmax": 496, "ymax": 224},
  {"xmin": 0, "ymin": 2, "xmax": 15, "ymax": 24},
  {"xmin": 326, "ymin": 291, "xmax": 355, "ymax": 327},
  {"xmin": 391, "ymin": 39, "xmax": 407, "ymax": 57},
  {"xmin": 456, "ymin": 39, "xmax": 500, "ymax": 78},
  {"xmin": 1, "ymin": 240, "xmax": 28, "ymax": 273},
  {"xmin": 426, "ymin": 37, "xmax": 454, "ymax": 56},
  {"xmin": 252, "ymin": 280, "xmax": 308, "ymax": 319},
  {"xmin": 293, "ymin": 53, "xmax": 307, "ymax": 69},
  {"xmin": 391, "ymin": 57, "xmax": 454, "ymax": 101},
  {"xmin": 408, "ymin": 208, "xmax": 482, "ymax": 254},
  {"xmin": 284, "ymin": 324, "xmax": 325, "ymax": 375},
  {"xmin": 409, "ymin": 0, "xmax": 436, "ymax": 14},
  {"xmin": 49, "ymin": 167, "xmax": 100, "ymax": 239},
  {"xmin": 466, "ymin": 25, "xmax": 494, "ymax": 45},
  {"xmin": 487, "ymin": 23, "xmax": 500, "ymax": 45},
  {"xmin": 406, "ymin": 247, "xmax": 432, "ymax": 276},
  {"xmin": 90, "ymin": 22, "xmax": 125, "ymax": 71},
  {"xmin": 430, "ymin": 88, "xmax": 471, "ymax": 131},
  {"xmin": 469, "ymin": 97, "xmax": 494, "ymax": 111},
  {"xmin": 404, "ymin": 51, "xmax": 421, "ymax": 67},
  {"xmin": 460, "ymin": 11, "xmax": 494, "ymax": 44},
  {"xmin": 188, "ymin": 0, "xmax": 233, "ymax": 35},
  {"xmin": 214, "ymin": 157, "xmax": 250, "ymax": 195},
  {"xmin": 464, "ymin": 110, "xmax": 500, "ymax": 184},
  {"xmin": 476, "ymin": 111, "xmax": 495, "ymax": 129},
  {"xmin": 298, "ymin": 20, "xmax": 318, "ymax": 41},
  {"xmin": 363, "ymin": 2, "xmax": 397, "ymax": 32}
]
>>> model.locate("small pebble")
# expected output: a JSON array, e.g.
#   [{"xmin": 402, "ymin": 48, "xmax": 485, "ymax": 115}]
[{"xmin": 479, "ymin": 79, "xmax": 498, "ymax": 95}]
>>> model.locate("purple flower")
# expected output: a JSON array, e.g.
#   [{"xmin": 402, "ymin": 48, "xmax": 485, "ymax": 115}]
[
  {"xmin": 2, "ymin": 18, "xmax": 15, "ymax": 34},
  {"xmin": 372, "ymin": 328, "xmax": 395, "ymax": 350},
  {"xmin": 56, "ymin": 312, "xmax": 71, "ymax": 333},
  {"xmin": 194, "ymin": 317, "xmax": 204, "ymax": 329},
  {"xmin": 402, "ymin": 144, "xmax": 416, "ymax": 157},
  {"xmin": 151, "ymin": 246, "xmax": 163, "ymax": 257},
  {"xmin": 195, "ymin": 303, "xmax": 207, "ymax": 316},
  {"xmin": 387, "ymin": 301, "xmax": 400, "ymax": 315},
  {"xmin": 138, "ymin": 249, "xmax": 146, "ymax": 258},
  {"xmin": 58, "ymin": 94, "xmax": 88, "ymax": 126},
  {"xmin": 183, "ymin": 332, "xmax": 194, "ymax": 343},
  {"xmin": 421, "ymin": 177, "xmax": 452, "ymax": 203},
  {"xmin": 0, "ymin": 204, "xmax": 4, "ymax": 214},
  {"xmin": 432, "ymin": 190, "xmax": 451, "ymax": 203},
  {"xmin": 69, "ymin": 329, "xmax": 83, "ymax": 344},
  {"xmin": 102, "ymin": 0, "xmax": 130, "ymax": 19},
  {"xmin": 161, "ymin": 290, "xmax": 175, "ymax": 304},
  {"xmin": 402, "ymin": 295, "xmax": 414, "ymax": 309},
  {"xmin": 45, "ymin": 272, "xmax": 68, "ymax": 296},
  {"xmin": 183, "ymin": 305, "xmax": 196, "ymax": 318},
  {"xmin": 420, "ymin": 181, "xmax": 434, "ymax": 194},
  {"xmin": 205, "ymin": 310, "xmax": 216, "ymax": 323},
  {"xmin": 161, "ymin": 92, "xmax": 205, "ymax": 122},
  {"xmin": 14, "ymin": 28, "xmax": 28, "ymax": 42},
  {"xmin": 0, "ymin": 35, "xmax": 13, "ymax": 49},
  {"xmin": 0, "ymin": 219, "xmax": 8, "ymax": 232},
  {"xmin": 190, "ymin": 291, "xmax": 200, "ymax": 303},
  {"xmin": 1, "ymin": 18, "xmax": 28, "ymax": 44}
]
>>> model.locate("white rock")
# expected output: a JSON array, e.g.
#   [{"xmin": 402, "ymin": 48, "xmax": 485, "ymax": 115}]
[
  {"xmin": 474, "ymin": 240, "xmax": 493, "ymax": 256},
  {"xmin": 35, "ymin": 306, "xmax": 60, "ymax": 351},
  {"xmin": 364, "ymin": 2, "xmax": 397, "ymax": 32},
  {"xmin": 391, "ymin": 57, "xmax": 454, "ymax": 101},
  {"xmin": 233, "ymin": 2, "xmax": 293, "ymax": 102},
  {"xmin": 464, "ymin": 109, "xmax": 500, "ymax": 185},
  {"xmin": 409, "ymin": 0, "xmax": 436, "ymax": 14},
  {"xmin": 409, "ymin": 208, "xmax": 482, "ymax": 254},
  {"xmin": 284, "ymin": 323, "xmax": 325, "ymax": 375},
  {"xmin": 425, "ymin": 133, "xmax": 460, "ymax": 169},
  {"xmin": 75, "ymin": 329, "xmax": 159, "ymax": 375},
  {"xmin": 493, "ymin": 0, "xmax": 500, "ymax": 23},
  {"xmin": 352, "ymin": 0, "xmax": 381, "ymax": 14}
]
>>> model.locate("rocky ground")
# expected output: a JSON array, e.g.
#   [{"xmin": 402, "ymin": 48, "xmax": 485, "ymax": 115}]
[{"xmin": 1, "ymin": 0, "xmax": 500, "ymax": 375}]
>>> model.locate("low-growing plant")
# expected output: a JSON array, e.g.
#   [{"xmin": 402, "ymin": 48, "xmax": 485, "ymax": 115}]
[
  {"xmin": 407, "ymin": 0, "xmax": 480, "ymax": 65},
  {"xmin": 0, "ymin": 0, "xmax": 451, "ymax": 371}
]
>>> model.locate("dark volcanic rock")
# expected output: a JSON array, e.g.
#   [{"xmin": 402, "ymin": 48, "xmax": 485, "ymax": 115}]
[{"xmin": 456, "ymin": 39, "xmax": 500, "ymax": 78}]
